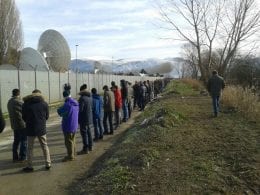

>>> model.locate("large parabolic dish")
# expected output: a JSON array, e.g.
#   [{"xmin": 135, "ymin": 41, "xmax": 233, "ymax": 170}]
[
  {"xmin": 38, "ymin": 29, "xmax": 71, "ymax": 72},
  {"xmin": 19, "ymin": 47, "xmax": 49, "ymax": 71}
]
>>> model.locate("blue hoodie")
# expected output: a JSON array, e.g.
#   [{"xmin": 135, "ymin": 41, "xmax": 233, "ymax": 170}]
[
  {"xmin": 57, "ymin": 97, "xmax": 79, "ymax": 133},
  {"xmin": 92, "ymin": 94, "xmax": 103, "ymax": 119}
]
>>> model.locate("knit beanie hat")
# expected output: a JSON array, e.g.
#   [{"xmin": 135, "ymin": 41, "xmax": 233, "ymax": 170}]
[{"xmin": 63, "ymin": 90, "xmax": 70, "ymax": 98}]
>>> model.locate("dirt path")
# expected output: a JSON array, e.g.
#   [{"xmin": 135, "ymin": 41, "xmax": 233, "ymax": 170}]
[{"xmin": 0, "ymin": 110, "xmax": 140, "ymax": 195}]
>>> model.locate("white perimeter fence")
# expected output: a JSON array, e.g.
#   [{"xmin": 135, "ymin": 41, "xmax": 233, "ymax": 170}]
[{"xmin": 0, "ymin": 69, "xmax": 159, "ymax": 113}]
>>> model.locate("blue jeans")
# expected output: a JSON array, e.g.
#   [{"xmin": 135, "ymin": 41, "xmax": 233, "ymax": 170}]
[
  {"xmin": 13, "ymin": 129, "xmax": 27, "ymax": 161},
  {"xmin": 122, "ymin": 99, "xmax": 128, "ymax": 120},
  {"xmin": 80, "ymin": 124, "xmax": 92, "ymax": 151},
  {"xmin": 93, "ymin": 117, "xmax": 103, "ymax": 139},
  {"xmin": 212, "ymin": 96, "xmax": 220, "ymax": 116}
]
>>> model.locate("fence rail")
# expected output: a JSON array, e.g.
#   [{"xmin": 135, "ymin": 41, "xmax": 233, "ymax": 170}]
[{"xmin": 0, "ymin": 69, "xmax": 159, "ymax": 113}]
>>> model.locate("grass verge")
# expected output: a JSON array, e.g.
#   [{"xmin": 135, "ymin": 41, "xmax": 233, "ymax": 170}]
[{"xmin": 71, "ymin": 80, "xmax": 260, "ymax": 194}]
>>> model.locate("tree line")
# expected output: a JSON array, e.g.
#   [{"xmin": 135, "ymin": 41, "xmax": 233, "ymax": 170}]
[
  {"xmin": 0, "ymin": 0, "xmax": 23, "ymax": 65},
  {"xmin": 157, "ymin": 0, "xmax": 260, "ymax": 86}
]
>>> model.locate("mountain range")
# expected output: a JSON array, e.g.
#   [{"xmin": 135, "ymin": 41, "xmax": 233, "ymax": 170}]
[{"xmin": 69, "ymin": 57, "xmax": 185, "ymax": 77}]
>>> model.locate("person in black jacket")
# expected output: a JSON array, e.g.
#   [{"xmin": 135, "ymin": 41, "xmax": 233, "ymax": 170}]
[
  {"xmin": 77, "ymin": 84, "xmax": 93, "ymax": 154},
  {"xmin": 22, "ymin": 89, "xmax": 51, "ymax": 172},
  {"xmin": 207, "ymin": 70, "xmax": 225, "ymax": 117},
  {"xmin": 0, "ymin": 108, "xmax": 5, "ymax": 133}
]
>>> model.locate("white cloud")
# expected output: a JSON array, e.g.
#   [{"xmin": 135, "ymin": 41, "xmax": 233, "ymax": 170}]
[{"xmin": 16, "ymin": 0, "xmax": 181, "ymax": 60}]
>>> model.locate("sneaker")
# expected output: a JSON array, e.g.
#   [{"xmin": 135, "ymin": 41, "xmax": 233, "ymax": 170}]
[
  {"xmin": 93, "ymin": 138, "xmax": 99, "ymax": 142},
  {"xmin": 18, "ymin": 159, "xmax": 27, "ymax": 163},
  {"xmin": 62, "ymin": 156, "xmax": 75, "ymax": 162},
  {"xmin": 23, "ymin": 167, "xmax": 34, "ymax": 172},
  {"xmin": 109, "ymin": 131, "xmax": 114, "ymax": 135},
  {"xmin": 88, "ymin": 147, "xmax": 92, "ymax": 152},
  {"xmin": 45, "ymin": 165, "xmax": 51, "ymax": 170},
  {"xmin": 77, "ymin": 150, "xmax": 88, "ymax": 155},
  {"xmin": 99, "ymin": 136, "xmax": 103, "ymax": 140}
]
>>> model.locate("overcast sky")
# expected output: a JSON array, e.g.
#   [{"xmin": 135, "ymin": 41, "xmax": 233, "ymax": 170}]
[{"xmin": 15, "ymin": 0, "xmax": 181, "ymax": 60}]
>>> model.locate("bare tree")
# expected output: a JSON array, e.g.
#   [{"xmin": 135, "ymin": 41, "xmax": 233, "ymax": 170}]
[
  {"xmin": 157, "ymin": 0, "xmax": 260, "ymax": 84},
  {"xmin": 0, "ymin": 0, "xmax": 23, "ymax": 65},
  {"xmin": 180, "ymin": 43, "xmax": 199, "ymax": 79}
]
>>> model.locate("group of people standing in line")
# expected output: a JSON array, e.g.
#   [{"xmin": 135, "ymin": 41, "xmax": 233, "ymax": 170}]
[
  {"xmin": 0, "ymin": 78, "xmax": 164, "ymax": 172},
  {"xmin": 0, "ymin": 72, "xmax": 225, "ymax": 173}
]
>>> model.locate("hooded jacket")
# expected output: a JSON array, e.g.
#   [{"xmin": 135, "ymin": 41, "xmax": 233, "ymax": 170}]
[
  {"xmin": 92, "ymin": 93, "xmax": 103, "ymax": 119},
  {"xmin": 22, "ymin": 93, "xmax": 49, "ymax": 136},
  {"xmin": 7, "ymin": 96, "xmax": 25, "ymax": 130},
  {"xmin": 57, "ymin": 97, "xmax": 79, "ymax": 133},
  {"xmin": 78, "ymin": 90, "xmax": 92, "ymax": 125}
]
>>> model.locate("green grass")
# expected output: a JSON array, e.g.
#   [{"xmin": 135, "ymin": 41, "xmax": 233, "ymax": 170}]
[
  {"xmin": 163, "ymin": 79, "xmax": 201, "ymax": 96},
  {"xmin": 71, "ymin": 80, "xmax": 260, "ymax": 194}
]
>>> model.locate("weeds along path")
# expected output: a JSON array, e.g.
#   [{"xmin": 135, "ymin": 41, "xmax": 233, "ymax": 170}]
[
  {"xmin": 71, "ymin": 82, "xmax": 260, "ymax": 194},
  {"xmin": 0, "ymin": 110, "xmax": 141, "ymax": 195}
]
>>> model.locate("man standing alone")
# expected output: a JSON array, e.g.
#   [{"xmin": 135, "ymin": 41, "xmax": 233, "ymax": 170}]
[
  {"xmin": 22, "ymin": 89, "xmax": 51, "ymax": 172},
  {"xmin": 207, "ymin": 70, "xmax": 225, "ymax": 117},
  {"xmin": 7, "ymin": 89, "xmax": 27, "ymax": 162}
]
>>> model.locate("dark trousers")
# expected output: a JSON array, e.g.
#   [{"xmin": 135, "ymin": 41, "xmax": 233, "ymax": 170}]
[
  {"xmin": 13, "ymin": 129, "xmax": 27, "ymax": 161},
  {"xmin": 80, "ymin": 124, "xmax": 92, "ymax": 151},
  {"xmin": 128, "ymin": 99, "xmax": 132, "ymax": 118},
  {"xmin": 115, "ymin": 107, "xmax": 121, "ymax": 127},
  {"xmin": 103, "ymin": 111, "xmax": 113, "ymax": 133},
  {"xmin": 93, "ymin": 117, "xmax": 103, "ymax": 139},
  {"xmin": 122, "ymin": 99, "xmax": 129, "ymax": 120},
  {"xmin": 139, "ymin": 96, "xmax": 145, "ymax": 111},
  {"xmin": 133, "ymin": 95, "xmax": 138, "ymax": 108}
]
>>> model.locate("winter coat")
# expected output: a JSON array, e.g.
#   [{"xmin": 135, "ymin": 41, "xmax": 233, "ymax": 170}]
[
  {"xmin": 57, "ymin": 97, "xmax": 79, "ymax": 133},
  {"xmin": 92, "ymin": 94, "xmax": 103, "ymax": 119},
  {"xmin": 22, "ymin": 93, "xmax": 49, "ymax": 136},
  {"xmin": 207, "ymin": 75, "xmax": 225, "ymax": 96},
  {"xmin": 78, "ymin": 90, "xmax": 92, "ymax": 126},
  {"xmin": 0, "ymin": 108, "xmax": 5, "ymax": 133},
  {"xmin": 140, "ymin": 85, "xmax": 147, "ymax": 97},
  {"xmin": 133, "ymin": 83, "xmax": 139, "ymax": 97},
  {"xmin": 121, "ymin": 87, "xmax": 128, "ymax": 100},
  {"xmin": 103, "ymin": 90, "xmax": 115, "ymax": 112},
  {"xmin": 7, "ymin": 96, "xmax": 25, "ymax": 130},
  {"xmin": 114, "ymin": 89, "xmax": 122, "ymax": 109},
  {"xmin": 120, "ymin": 80, "xmax": 128, "ymax": 100}
]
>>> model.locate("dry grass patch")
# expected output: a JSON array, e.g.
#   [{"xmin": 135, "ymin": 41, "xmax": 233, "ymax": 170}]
[
  {"xmin": 181, "ymin": 79, "xmax": 203, "ymax": 91},
  {"xmin": 222, "ymin": 86, "xmax": 259, "ymax": 121}
]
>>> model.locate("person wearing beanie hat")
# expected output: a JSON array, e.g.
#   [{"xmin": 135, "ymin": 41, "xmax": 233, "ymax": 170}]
[{"xmin": 58, "ymin": 90, "xmax": 79, "ymax": 162}]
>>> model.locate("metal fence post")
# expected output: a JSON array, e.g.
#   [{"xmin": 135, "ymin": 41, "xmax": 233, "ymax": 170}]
[
  {"xmin": 59, "ymin": 71, "xmax": 61, "ymax": 99},
  {"xmin": 48, "ymin": 69, "xmax": 51, "ymax": 103},
  {"xmin": 17, "ymin": 65, "xmax": 21, "ymax": 90},
  {"xmin": 34, "ymin": 65, "xmax": 38, "ymax": 89}
]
